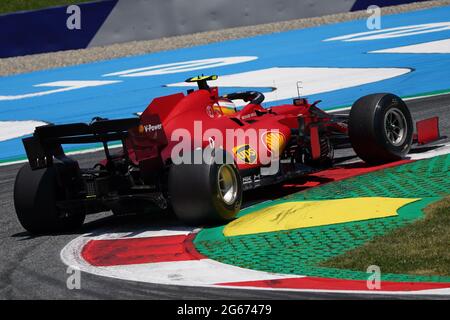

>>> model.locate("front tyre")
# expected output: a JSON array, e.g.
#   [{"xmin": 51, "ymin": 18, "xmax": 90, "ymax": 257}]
[
  {"xmin": 14, "ymin": 164, "xmax": 85, "ymax": 234},
  {"xmin": 349, "ymin": 93, "xmax": 413, "ymax": 164},
  {"xmin": 168, "ymin": 148, "xmax": 242, "ymax": 225}
]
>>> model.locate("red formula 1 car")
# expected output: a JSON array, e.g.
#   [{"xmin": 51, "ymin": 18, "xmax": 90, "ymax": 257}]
[{"xmin": 14, "ymin": 75, "xmax": 440, "ymax": 234}]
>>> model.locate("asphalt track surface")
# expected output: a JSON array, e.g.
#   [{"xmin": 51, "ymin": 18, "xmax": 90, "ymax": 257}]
[{"xmin": 0, "ymin": 94, "xmax": 449, "ymax": 300}]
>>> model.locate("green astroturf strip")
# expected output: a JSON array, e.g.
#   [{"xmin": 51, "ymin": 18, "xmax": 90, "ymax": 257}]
[{"xmin": 194, "ymin": 154, "xmax": 450, "ymax": 283}]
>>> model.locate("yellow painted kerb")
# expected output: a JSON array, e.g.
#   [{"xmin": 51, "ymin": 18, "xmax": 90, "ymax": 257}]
[{"xmin": 224, "ymin": 197, "xmax": 419, "ymax": 237}]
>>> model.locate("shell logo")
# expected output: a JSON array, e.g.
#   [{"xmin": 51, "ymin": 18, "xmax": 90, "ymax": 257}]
[{"xmin": 262, "ymin": 131, "xmax": 286, "ymax": 155}]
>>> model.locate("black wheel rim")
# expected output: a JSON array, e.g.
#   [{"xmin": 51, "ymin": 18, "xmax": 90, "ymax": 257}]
[{"xmin": 384, "ymin": 108, "xmax": 407, "ymax": 146}]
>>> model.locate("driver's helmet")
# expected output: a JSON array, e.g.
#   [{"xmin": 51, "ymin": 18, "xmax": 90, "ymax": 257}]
[{"xmin": 213, "ymin": 98, "xmax": 237, "ymax": 116}]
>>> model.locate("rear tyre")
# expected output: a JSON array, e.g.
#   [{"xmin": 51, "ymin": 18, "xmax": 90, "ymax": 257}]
[
  {"xmin": 14, "ymin": 164, "xmax": 85, "ymax": 234},
  {"xmin": 349, "ymin": 93, "xmax": 413, "ymax": 164},
  {"xmin": 168, "ymin": 148, "xmax": 242, "ymax": 225}
]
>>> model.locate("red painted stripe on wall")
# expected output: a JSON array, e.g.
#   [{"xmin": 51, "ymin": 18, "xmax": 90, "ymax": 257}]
[
  {"xmin": 218, "ymin": 276, "xmax": 450, "ymax": 292},
  {"xmin": 81, "ymin": 235, "xmax": 206, "ymax": 266}
]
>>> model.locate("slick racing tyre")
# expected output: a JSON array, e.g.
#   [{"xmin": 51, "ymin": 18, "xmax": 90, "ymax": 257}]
[
  {"xmin": 169, "ymin": 148, "xmax": 242, "ymax": 225},
  {"xmin": 14, "ymin": 164, "xmax": 85, "ymax": 234},
  {"xmin": 349, "ymin": 93, "xmax": 413, "ymax": 164}
]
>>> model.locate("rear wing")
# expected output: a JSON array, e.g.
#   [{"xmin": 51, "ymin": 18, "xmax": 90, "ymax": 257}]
[{"xmin": 23, "ymin": 118, "xmax": 140, "ymax": 170}]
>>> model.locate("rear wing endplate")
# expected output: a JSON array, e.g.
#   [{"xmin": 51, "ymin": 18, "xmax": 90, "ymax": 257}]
[{"xmin": 414, "ymin": 116, "xmax": 441, "ymax": 145}]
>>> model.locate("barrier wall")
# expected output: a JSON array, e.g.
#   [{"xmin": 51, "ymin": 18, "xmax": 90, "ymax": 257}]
[
  {"xmin": 0, "ymin": 0, "xmax": 117, "ymax": 58},
  {"xmin": 0, "ymin": 0, "xmax": 428, "ymax": 58}
]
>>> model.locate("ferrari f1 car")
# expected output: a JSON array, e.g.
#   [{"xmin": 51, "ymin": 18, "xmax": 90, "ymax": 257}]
[{"xmin": 14, "ymin": 75, "xmax": 441, "ymax": 234}]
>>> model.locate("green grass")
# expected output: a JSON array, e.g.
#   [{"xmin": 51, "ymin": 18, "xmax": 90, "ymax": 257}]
[
  {"xmin": 320, "ymin": 197, "xmax": 450, "ymax": 277},
  {"xmin": 0, "ymin": 0, "xmax": 96, "ymax": 15}
]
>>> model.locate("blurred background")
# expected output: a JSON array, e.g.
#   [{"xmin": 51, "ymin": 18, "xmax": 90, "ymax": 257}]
[{"xmin": 0, "ymin": 0, "xmax": 431, "ymax": 58}]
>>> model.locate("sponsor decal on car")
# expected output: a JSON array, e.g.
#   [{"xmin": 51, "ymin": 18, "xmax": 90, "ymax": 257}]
[
  {"xmin": 233, "ymin": 144, "xmax": 257, "ymax": 164},
  {"xmin": 262, "ymin": 131, "xmax": 286, "ymax": 155},
  {"xmin": 143, "ymin": 123, "xmax": 162, "ymax": 133},
  {"xmin": 138, "ymin": 123, "xmax": 162, "ymax": 134},
  {"xmin": 241, "ymin": 112, "xmax": 257, "ymax": 120},
  {"xmin": 206, "ymin": 105, "xmax": 215, "ymax": 118}
]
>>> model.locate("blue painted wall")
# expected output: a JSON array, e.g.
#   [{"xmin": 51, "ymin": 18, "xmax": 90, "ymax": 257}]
[
  {"xmin": 350, "ymin": 0, "xmax": 428, "ymax": 11},
  {"xmin": 0, "ymin": 0, "xmax": 117, "ymax": 58}
]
